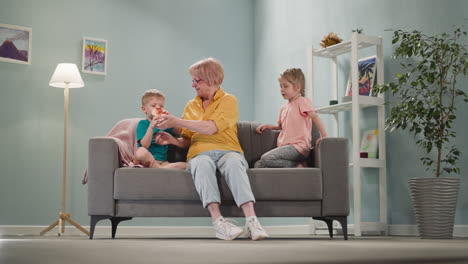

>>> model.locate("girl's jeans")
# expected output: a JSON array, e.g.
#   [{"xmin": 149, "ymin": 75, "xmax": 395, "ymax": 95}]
[{"xmin": 254, "ymin": 145, "xmax": 306, "ymax": 168}]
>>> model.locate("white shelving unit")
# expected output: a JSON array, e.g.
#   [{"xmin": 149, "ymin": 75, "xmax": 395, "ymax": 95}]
[{"xmin": 307, "ymin": 33, "xmax": 387, "ymax": 236}]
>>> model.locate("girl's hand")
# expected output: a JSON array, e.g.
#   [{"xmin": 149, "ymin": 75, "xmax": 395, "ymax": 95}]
[
  {"xmin": 256, "ymin": 124, "xmax": 272, "ymax": 134},
  {"xmin": 154, "ymin": 131, "xmax": 174, "ymax": 146},
  {"xmin": 315, "ymin": 136, "xmax": 326, "ymax": 146}
]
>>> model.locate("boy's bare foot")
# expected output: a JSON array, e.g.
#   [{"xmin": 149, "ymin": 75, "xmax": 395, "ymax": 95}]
[
  {"xmin": 162, "ymin": 162, "xmax": 187, "ymax": 169},
  {"xmin": 149, "ymin": 160, "xmax": 161, "ymax": 168}
]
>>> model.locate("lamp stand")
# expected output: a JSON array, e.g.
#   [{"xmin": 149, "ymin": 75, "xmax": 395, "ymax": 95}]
[{"xmin": 40, "ymin": 86, "xmax": 90, "ymax": 237}]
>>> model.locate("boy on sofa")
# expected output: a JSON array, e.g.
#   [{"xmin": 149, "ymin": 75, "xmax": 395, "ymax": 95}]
[{"xmin": 133, "ymin": 89, "xmax": 186, "ymax": 169}]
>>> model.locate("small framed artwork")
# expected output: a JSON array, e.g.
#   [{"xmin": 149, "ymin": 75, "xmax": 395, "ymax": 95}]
[
  {"xmin": 82, "ymin": 37, "xmax": 107, "ymax": 75},
  {"xmin": 360, "ymin": 129, "xmax": 378, "ymax": 158},
  {"xmin": 345, "ymin": 55, "xmax": 376, "ymax": 97},
  {"xmin": 0, "ymin": 23, "xmax": 32, "ymax": 64}
]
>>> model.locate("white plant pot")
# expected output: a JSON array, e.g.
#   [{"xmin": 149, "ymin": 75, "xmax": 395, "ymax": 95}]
[{"xmin": 408, "ymin": 177, "xmax": 460, "ymax": 239}]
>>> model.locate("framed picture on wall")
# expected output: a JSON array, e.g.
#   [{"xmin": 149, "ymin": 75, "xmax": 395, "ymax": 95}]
[
  {"xmin": 0, "ymin": 23, "xmax": 32, "ymax": 64},
  {"xmin": 82, "ymin": 37, "xmax": 107, "ymax": 75},
  {"xmin": 345, "ymin": 55, "xmax": 377, "ymax": 97}
]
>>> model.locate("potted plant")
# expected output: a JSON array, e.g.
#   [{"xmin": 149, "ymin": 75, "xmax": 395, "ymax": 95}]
[{"xmin": 375, "ymin": 26, "xmax": 467, "ymax": 238}]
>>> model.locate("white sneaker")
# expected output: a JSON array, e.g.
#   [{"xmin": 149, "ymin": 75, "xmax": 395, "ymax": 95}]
[
  {"xmin": 212, "ymin": 217, "xmax": 244, "ymax": 241},
  {"xmin": 245, "ymin": 217, "xmax": 269, "ymax": 241}
]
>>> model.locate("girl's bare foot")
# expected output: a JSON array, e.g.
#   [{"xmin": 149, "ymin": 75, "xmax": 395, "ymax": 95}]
[{"xmin": 296, "ymin": 161, "xmax": 306, "ymax": 168}]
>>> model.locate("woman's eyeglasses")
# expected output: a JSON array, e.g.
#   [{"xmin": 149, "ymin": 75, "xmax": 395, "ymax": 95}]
[{"xmin": 192, "ymin": 79, "xmax": 203, "ymax": 85}]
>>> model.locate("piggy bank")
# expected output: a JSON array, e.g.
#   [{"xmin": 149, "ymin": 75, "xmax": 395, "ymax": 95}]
[{"xmin": 151, "ymin": 107, "xmax": 169, "ymax": 118}]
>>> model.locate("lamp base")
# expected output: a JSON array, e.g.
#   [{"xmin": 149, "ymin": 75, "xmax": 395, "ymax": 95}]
[{"xmin": 40, "ymin": 212, "xmax": 90, "ymax": 237}]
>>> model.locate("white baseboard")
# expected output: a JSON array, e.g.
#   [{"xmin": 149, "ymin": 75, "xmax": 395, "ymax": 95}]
[
  {"xmin": 388, "ymin": 224, "xmax": 468, "ymax": 238},
  {"xmin": 388, "ymin": 224, "xmax": 419, "ymax": 236},
  {"xmin": 0, "ymin": 225, "xmax": 311, "ymax": 238},
  {"xmin": 1, "ymin": 224, "xmax": 467, "ymax": 238}
]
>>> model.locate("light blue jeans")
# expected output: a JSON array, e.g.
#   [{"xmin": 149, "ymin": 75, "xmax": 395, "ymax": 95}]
[{"xmin": 187, "ymin": 150, "xmax": 255, "ymax": 208}]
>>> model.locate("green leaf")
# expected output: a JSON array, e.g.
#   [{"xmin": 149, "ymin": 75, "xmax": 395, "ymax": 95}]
[{"xmin": 383, "ymin": 24, "xmax": 468, "ymax": 177}]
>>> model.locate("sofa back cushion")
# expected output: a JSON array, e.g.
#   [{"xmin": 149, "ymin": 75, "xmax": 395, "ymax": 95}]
[
  {"xmin": 237, "ymin": 121, "xmax": 278, "ymax": 167},
  {"xmin": 167, "ymin": 144, "xmax": 188, "ymax": 163},
  {"xmin": 168, "ymin": 121, "xmax": 321, "ymax": 167}
]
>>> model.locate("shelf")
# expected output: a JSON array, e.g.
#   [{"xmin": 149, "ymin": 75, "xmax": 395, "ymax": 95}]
[
  {"xmin": 316, "ymin": 96, "xmax": 384, "ymax": 114},
  {"xmin": 350, "ymin": 158, "xmax": 385, "ymax": 168},
  {"xmin": 312, "ymin": 34, "xmax": 382, "ymax": 58},
  {"xmin": 309, "ymin": 33, "xmax": 386, "ymax": 237}
]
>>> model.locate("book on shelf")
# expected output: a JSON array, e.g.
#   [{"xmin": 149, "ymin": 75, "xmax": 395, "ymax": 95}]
[{"xmin": 343, "ymin": 55, "xmax": 377, "ymax": 102}]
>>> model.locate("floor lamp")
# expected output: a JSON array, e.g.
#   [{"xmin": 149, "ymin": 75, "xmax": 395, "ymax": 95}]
[{"xmin": 40, "ymin": 63, "xmax": 90, "ymax": 237}]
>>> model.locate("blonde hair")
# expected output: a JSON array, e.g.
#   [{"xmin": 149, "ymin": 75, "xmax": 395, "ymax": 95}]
[
  {"xmin": 279, "ymin": 68, "xmax": 305, "ymax": 96},
  {"xmin": 141, "ymin": 89, "xmax": 165, "ymax": 105},
  {"xmin": 189, "ymin": 57, "xmax": 224, "ymax": 86}
]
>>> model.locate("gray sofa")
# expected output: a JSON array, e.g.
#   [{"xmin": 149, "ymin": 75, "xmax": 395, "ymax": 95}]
[{"xmin": 87, "ymin": 120, "xmax": 349, "ymax": 240}]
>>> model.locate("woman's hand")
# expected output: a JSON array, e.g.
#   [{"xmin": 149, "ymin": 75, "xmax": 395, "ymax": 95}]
[
  {"xmin": 256, "ymin": 124, "xmax": 274, "ymax": 134},
  {"xmin": 156, "ymin": 115, "xmax": 178, "ymax": 130},
  {"xmin": 154, "ymin": 131, "xmax": 175, "ymax": 146}
]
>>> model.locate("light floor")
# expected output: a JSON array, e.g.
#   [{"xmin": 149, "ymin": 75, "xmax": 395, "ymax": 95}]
[{"xmin": 1, "ymin": 235, "xmax": 467, "ymax": 264}]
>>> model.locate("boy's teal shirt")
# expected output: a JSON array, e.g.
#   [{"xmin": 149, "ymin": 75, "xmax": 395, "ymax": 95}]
[{"xmin": 136, "ymin": 119, "xmax": 173, "ymax": 161}]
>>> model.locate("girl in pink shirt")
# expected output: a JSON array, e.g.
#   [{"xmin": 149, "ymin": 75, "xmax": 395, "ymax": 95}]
[{"xmin": 255, "ymin": 68, "xmax": 328, "ymax": 168}]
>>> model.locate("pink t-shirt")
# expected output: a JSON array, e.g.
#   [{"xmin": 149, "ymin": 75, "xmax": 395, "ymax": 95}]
[{"xmin": 277, "ymin": 96, "xmax": 315, "ymax": 157}]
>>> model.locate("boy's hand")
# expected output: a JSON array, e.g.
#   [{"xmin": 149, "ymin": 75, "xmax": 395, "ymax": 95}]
[
  {"xmin": 256, "ymin": 124, "xmax": 273, "ymax": 134},
  {"xmin": 154, "ymin": 131, "xmax": 174, "ymax": 146},
  {"xmin": 149, "ymin": 116, "xmax": 159, "ymax": 129}
]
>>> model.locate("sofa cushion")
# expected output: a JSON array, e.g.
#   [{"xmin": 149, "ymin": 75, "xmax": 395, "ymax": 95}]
[
  {"xmin": 114, "ymin": 168, "xmax": 200, "ymax": 200},
  {"xmin": 218, "ymin": 168, "xmax": 323, "ymax": 201},
  {"xmin": 248, "ymin": 168, "xmax": 322, "ymax": 200},
  {"xmin": 114, "ymin": 167, "xmax": 322, "ymax": 201}
]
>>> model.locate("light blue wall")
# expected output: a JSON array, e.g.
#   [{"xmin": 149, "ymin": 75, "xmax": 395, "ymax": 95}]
[
  {"xmin": 254, "ymin": 0, "xmax": 468, "ymax": 225},
  {"xmin": 1, "ymin": 0, "xmax": 467, "ymax": 229},
  {"xmin": 0, "ymin": 0, "xmax": 254, "ymax": 226}
]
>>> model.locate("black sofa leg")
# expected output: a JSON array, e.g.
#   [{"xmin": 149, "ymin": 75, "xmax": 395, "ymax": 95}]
[
  {"xmin": 323, "ymin": 218, "xmax": 334, "ymax": 239},
  {"xmin": 111, "ymin": 217, "xmax": 132, "ymax": 239},
  {"xmin": 90, "ymin": 215, "xmax": 112, "ymax": 240},
  {"xmin": 313, "ymin": 216, "xmax": 348, "ymax": 240},
  {"xmin": 335, "ymin": 216, "xmax": 348, "ymax": 240},
  {"xmin": 89, "ymin": 215, "xmax": 132, "ymax": 239}
]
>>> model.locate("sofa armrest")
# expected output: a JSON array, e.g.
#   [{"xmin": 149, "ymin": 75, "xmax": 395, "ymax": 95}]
[
  {"xmin": 87, "ymin": 137, "xmax": 119, "ymax": 216},
  {"xmin": 315, "ymin": 137, "xmax": 349, "ymax": 216}
]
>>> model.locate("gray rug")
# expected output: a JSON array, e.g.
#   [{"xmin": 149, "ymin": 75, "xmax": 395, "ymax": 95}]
[{"xmin": 1, "ymin": 235, "xmax": 467, "ymax": 264}]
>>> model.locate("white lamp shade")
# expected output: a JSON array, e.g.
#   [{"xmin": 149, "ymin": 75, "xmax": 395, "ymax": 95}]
[{"xmin": 49, "ymin": 63, "xmax": 84, "ymax": 88}]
